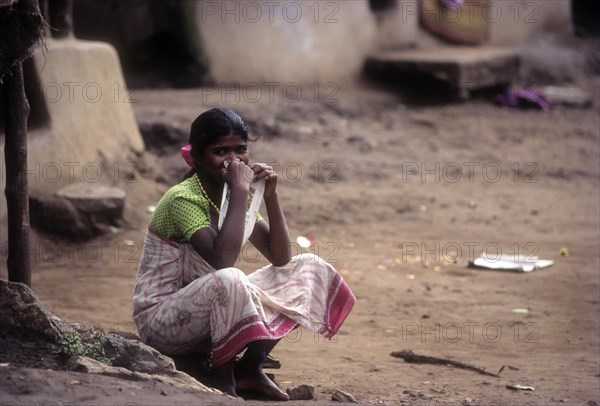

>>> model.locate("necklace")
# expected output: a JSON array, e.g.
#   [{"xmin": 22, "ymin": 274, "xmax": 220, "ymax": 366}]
[{"xmin": 195, "ymin": 174, "xmax": 220, "ymax": 214}]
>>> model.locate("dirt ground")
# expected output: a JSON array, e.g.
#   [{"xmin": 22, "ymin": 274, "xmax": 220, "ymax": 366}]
[{"xmin": 1, "ymin": 77, "xmax": 599, "ymax": 405}]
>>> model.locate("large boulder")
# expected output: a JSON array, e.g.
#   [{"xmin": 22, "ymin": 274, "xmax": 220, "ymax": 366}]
[
  {"xmin": 0, "ymin": 281, "xmax": 61, "ymax": 340},
  {"xmin": 30, "ymin": 183, "xmax": 126, "ymax": 241},
  {"xmin": 104, "ymin": 331, "xmax": 176, "ymax": 375},
  {"xmin": 0, "ymin": 280, "xmax": 221, "ymax": 396}
]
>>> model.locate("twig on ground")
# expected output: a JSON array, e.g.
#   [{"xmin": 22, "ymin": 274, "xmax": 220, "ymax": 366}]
[{"xmin": 390, "ymin": 350, "xmax": 501, "ymax": 378}]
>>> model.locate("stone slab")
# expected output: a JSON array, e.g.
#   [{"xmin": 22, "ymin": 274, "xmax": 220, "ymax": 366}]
[
  {"xmin": 57, "ymin": 183, "xmax": 126, "ymax": 213},
  {"xmin": 365, "ymin": 46, "xmax": 520, "ymax": 98}
]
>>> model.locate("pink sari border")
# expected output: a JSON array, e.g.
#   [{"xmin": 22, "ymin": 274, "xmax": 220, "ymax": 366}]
[
  {"xmin": 212, "ymin": 315, "xmax": 298, "ymax": 367},
  {"xmin": 324, "ymin": 274, "xmax": 356, "ymax": 338}
]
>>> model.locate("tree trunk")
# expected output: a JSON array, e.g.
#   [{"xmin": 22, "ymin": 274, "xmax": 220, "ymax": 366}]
[{"xmin": 3, "ymin": 62, "xmax": 31, "ymax": 287}]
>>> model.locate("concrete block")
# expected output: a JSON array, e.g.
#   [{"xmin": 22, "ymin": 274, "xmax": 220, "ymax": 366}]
[{"xmin": 365, "ymin": 46, "xmax": 520, "ymax": 98}]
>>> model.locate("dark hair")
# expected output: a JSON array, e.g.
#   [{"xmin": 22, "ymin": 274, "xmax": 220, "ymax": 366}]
[{"xmin": 189, "ymin": 108, "xmax": 250, "ymax": 161}]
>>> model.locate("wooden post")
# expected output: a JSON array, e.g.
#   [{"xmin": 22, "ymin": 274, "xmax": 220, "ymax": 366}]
[{"xmin": 3, "ymin": 63, "xmax": 31, "ymax": 286}]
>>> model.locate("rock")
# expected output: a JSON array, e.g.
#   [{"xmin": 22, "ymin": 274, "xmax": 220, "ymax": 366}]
[
  {"xmin": 30, "ymin": 184, "xmax": 126, "ymax": 241},
  {"xmin": 57, "ymin": 322, "xmax": 177, "ymax": 377},
  {"xmin": 347, "ymin": 135, "xmax": 375, "ymax": 153},
  {"xmin": 332, "ymin": 388, "xmax": 358, "ymax": 403},
  {"xmin": 69, "ymin": 356, "xmax": 141, "ymax": 377},
  {"xmin": 29, "ymin": 194, "xmax": 98, "ymax": 241},
  {"xmin": 403, "ymin": 389, "xmax": 425, "ymax": 398},
  {"xmin": 30, "ymin": 183, "xmax": 126, "ymax": 241},
  {"xmin": 541, "ymin": 85, "xmax": 593, "ymax": 108},
  {"xmin": 286, "ymin": 384, "xmax": 315, "ymax": 400},
  {"xmin": 104, "ymin": 332, "xmax": 177, "ymax": 375},
  {"xmin": 57, "ymin": 183, "xmax": 126, "ymax": 215},
  {"xmin": 0, "ymin": 281, "xmax": 61, "ymax": 340},
  {"xmin": 0, "ymin": 282, "xmax": 225, "ymax": 397},
  {"xmin": 139, "ymin": 122, "xmax": 188, "ymax": 154},
  {"xmin": 68, "ymin": 356, "xmax": 221, "ymax": 395}
]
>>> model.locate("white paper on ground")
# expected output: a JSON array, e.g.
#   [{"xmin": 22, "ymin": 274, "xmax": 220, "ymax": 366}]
[
  {"xmin": 218, "ymin": 178, "xmax": 265, "ymax": 243},
  {"xmin": 468, "ymin": 255, "xmax": 554, "ymax": 273}
]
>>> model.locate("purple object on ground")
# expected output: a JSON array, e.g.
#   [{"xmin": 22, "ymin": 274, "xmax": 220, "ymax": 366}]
[{"xmin": 496, "ymin": 88, "xmax": 551, "ymax": 111}]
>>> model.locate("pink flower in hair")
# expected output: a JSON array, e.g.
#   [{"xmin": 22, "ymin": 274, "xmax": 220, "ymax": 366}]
[{"xmin": 181, "ymin": 144, "xmax": 195, "ymax": 167}]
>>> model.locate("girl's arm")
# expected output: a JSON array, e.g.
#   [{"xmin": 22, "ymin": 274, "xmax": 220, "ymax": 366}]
[
  {"xmin": 249, "ymin": 164, "xmax": 292, "ymax": 266},
  {"xmin": 189, "ymin": 162, "xmax": 253, "ymax": 269}
]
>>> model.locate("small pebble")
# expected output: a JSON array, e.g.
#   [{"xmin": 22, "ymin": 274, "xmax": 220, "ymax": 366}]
[
  {"xmin": 332, "ymin": 388, "xmax": 358, "ymax": 403},
  {"xmin": 286, "ymin": 384, "xmax": 315, "ymax": 400}
]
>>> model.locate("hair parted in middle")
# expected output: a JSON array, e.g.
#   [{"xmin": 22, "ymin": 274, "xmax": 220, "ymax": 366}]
[{"xmin": 189, "ymin": 108, "xmax": 251, "ymax": 160}]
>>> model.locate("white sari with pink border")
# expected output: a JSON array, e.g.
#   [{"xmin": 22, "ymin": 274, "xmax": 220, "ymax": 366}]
[{"xmin": 132, "ymin": 228, "xmax": 356, "ymax": 367}]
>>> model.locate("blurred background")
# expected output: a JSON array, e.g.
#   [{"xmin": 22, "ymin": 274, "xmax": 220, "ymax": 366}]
[{"xmin": 69, "ymin": 0, "xmax": 593, "ymax": 86}]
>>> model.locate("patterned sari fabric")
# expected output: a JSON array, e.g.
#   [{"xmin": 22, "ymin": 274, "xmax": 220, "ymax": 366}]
[{"xmin": 133, "ymin": 229, "xmax": 356, "ymax": 367}]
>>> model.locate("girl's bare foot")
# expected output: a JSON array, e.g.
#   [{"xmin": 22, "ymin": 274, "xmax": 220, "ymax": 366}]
[
  {"xmin": 236, "ymin": 370, "xmax": 289, "ymax": 401},
  {"xmin": 235, "ymin": 340, "xmax": 288, "ymax": 400}
]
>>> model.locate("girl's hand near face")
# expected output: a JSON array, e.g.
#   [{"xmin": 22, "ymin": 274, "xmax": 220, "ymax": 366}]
[
  {"xmin": 250, "ymin": 163, "xmax": 278, "ymax": 197},
  {"xmin": 222, "ymin": 159, "xmax": 254, "ymax": 192}
]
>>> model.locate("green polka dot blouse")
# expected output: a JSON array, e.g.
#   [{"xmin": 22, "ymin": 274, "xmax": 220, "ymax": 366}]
[{"xmin": 150, "ymin": 176, "xmax": 262, "ymax": 243}]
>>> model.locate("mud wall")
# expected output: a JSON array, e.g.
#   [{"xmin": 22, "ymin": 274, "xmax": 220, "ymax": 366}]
[
  {"xmin": 69, "ymin": 1, "xmax": 573, "ymax": 84},
  {"xmin": 193, "ymin": 1, "xmax": 378, "ymax": 83},
  {"xmin": 0, "ymin": 38, "xmax": 145, "ymax": 243}
]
